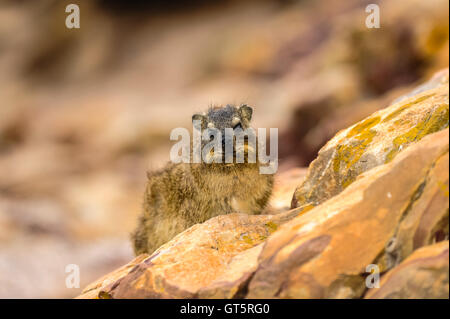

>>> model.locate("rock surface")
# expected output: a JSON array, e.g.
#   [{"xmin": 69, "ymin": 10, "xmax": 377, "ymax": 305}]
[
  {"xmin": 292, "ymin": 69, "xmax": 449, "ymax": 208},
  {"xmin": 247, "ymin": 129, "xmax": 448, "ymax": 298},
  {"xmin": 78, "ymin": 209, "xmax": 304, "ymax": 299},
  {"xmin": 365, "ymin": 241, "xmax": 449, "ymax": 299},
  {"xmin": 79, "ymin": 69, "xmax": 449, "ymax": 299}
]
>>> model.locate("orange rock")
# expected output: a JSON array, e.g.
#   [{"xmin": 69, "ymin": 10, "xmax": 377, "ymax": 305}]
[
  {"xmin": 247, "ymin": 129, "xmax": 449, "ymax": 298},
  {"xmin": 365, "ymin": 241, "xmax": 449, "ymax": 299},
  {"xmin": 78, "ymin": 209, "xmax": 304, "ymax": 299},
  {"xmin": 77, "ymin": 254, "xmax": 149, "ymax": 299},
  {"xmin": 292, "ymin": 69, "xmax": 449, "ymax": 208}
]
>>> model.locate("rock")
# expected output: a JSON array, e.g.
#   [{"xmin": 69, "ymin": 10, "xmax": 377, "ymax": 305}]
[
  {"xmin": 79, "ymin": 71, "xmax": 449, "ymax": 299},
  {"xmin": 270, "ymin": 167, "xmax": 308, "ymax": 212},
  {"xmin": 247, "ymin": 128, "xmax": 449, "ymax": 298},
  {"xmin": 197, "ymin": 244, "xmax": 263, "ymax": 299},
  {"xmin": 365, "ymin": 241, "xmax": 449, "ymax": 299},
  {"xmin": 77, "ymin": 209, "xmax": 305, "ymax": 299},
  {"xmin": 292, "ymin": 69, "xmax": 449, "ymax": 208},
  {"xmin": 76, "ymin": 254, "xmax": 149, "ymax": 299},
  {"xmin": 277, "ymin": 0, "xmax": 449, "ymax": 167}
]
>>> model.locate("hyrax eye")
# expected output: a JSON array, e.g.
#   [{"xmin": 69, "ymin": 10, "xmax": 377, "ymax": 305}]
[
  {"xmin": 231, "ymin": 117, "xmax": 240, "ymax": 128},
  {"xmin": 233, "ymin": 123, "xmax": 242, "ymax": 130}
]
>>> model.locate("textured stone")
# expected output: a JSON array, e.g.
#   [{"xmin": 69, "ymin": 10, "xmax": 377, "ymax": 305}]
[
  {"xmin": 78, "ymin": 208, "xmax": 306, "ymax": 299},
  {"xmin": 247, "ymin": 129, "xmax": 449, "ymax": 298},
  {"xmin": 365, "ymin": 241, "xmax": 449, "ymax": 299},
  {"xmin": 76, "ymin": 254, "xmax": 149, "ymax": 299},
  {"xmin": 292, "ymin": 70, "xmax": 449, "ymax": 208}
]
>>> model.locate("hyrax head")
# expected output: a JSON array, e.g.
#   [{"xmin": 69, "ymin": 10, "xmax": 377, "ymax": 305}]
[{"xmin": 192, "ymin": 104, "xmax": 255, "ymax": 165}]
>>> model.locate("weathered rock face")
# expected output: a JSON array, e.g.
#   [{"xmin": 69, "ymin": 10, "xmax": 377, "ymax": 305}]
[
  {"xmin": 292, "ymin": 69, "xmax": 449, "ymax": 208},
  {"xmin": 77, "ymin": 209, "xmax": 304, "ymax": 299},
  {"xmin": 247, "ymin": 129, "xmax": 448, "ymax": 298},
  {"xmin": 365, "ymin": 241, "xmax": 449, "ymax": 299},
  {"xmin": 78, "ymin": 70, "xmax": 449, "ymax": 299},
  {"xmin": 77, "ymin": 254, "xmax": 149, "ymax": 299}
]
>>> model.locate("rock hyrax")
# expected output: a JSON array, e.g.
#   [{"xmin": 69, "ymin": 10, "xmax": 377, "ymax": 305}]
[{"xmin": 131, "ymin": 104, "xmax": 274, "ymax": 255}]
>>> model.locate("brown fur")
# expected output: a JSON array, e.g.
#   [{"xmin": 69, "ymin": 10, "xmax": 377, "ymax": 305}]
[{"xmin": 131, "ymin": 105, "xmax": 274, "ymax": 255}]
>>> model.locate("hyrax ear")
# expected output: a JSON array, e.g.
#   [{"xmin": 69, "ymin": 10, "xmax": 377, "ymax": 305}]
[
  {"xmin": 192, "ymin": 113, "xmax": 206, "ymax": 123},
  {"xmin": 239, "ymin": 104, "xmax": 253, "ymax": 122}
]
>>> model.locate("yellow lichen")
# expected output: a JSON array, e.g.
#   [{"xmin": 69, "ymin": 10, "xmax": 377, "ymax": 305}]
[
  {"xmin": 241, "ymin": 234, "xmax": 254, "ymax": 245},
  {"xmin": 333, "ymin": 116, "xmax": 379, "ymax": 189},
  {"xmin": 382, "ymin": 94, "xmax": 434, "ymax": 123},
  {"xmin": 265, "ymin": 221, "xmax": 278, "ymax": 233},
  {"xmin": 98, "ymin": 291, "xmax": 112, "ymax": 299},
  {"xmin": 346, "ymin": 116, "xmax": 381, "ymax": 138},
  {"xmin": 437, "ymin": 181, "xmax": 449, "ymax": 198},
  {"xmin": 297, "ymin": 204, "xmax": 315, "ymax": 217},
  {"xmin": 385, "ymin": 103, "xmax": 449, "ymax": 163}
]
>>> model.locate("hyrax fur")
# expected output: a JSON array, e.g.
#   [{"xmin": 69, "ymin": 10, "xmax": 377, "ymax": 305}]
[{"xmin": 131, "ymin": 104, "xmax": 274, "ymax": 255}]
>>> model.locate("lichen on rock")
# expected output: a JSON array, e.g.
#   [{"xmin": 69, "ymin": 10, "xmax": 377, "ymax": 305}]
[
  {"xmin": 248, "ymin": 128, "xmax": 448, "ymax": 298},
  {"xmin": 292, "ymin": 69, "xmax": 449, "ymax": 208}
]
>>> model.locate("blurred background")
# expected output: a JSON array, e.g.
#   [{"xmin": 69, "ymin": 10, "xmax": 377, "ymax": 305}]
[{"xmin": 0, "ymin": 0, "xmax": 448, "ymax": 298}]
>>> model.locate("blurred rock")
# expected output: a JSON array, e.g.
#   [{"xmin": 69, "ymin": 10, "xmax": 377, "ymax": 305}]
[
  {"xmin": 278, "ymin": 0, "xmax": 449, "ymax": 166},
  {"xmin": 0, "ymin": 238, "xmax": 133, "ymax": 298},
  {"xmin": 270, "ymin": 167, "xmax": 307, "ymax": 212}
]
